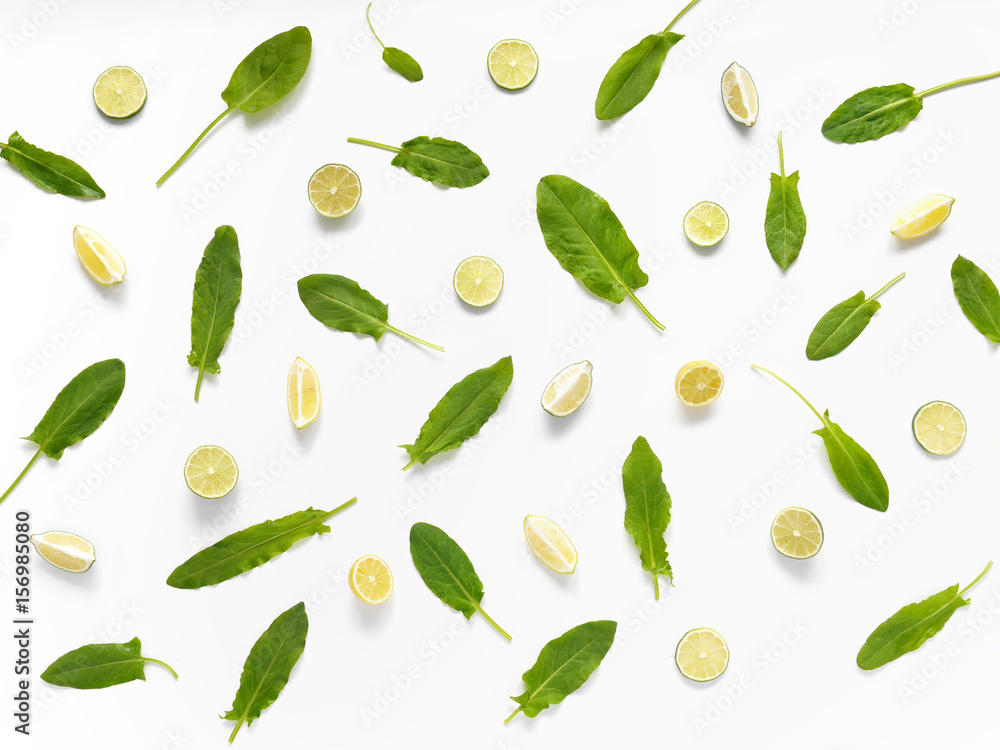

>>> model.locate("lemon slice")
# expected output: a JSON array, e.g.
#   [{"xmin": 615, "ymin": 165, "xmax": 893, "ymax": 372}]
[
  {"xmin": 487, "ymin": 39, "xmax": 538, "ymax": 91},
  {"xmin": 30, "ymin": 531, "xmax": 96, "ymax": 573},
  {"xmin": 349, "ymin": 555, "xmax": 393, "ymax": 604},
  {"xmin": 675, "ymin": 628, "xmax": 729, "ymax": 682},
  {"xmin": 93, "ymin": 66, "xmax": 147, "ymax": 119},
  {"xmin": 523, "ymin": 515, "xmax": 578, "ymax": 574},
  {"xmin": 73, "ymin": 226, "xmax": 126, "ymax": 285},
  {"xmin": 184, "ymin": 445, "xmax": 238, "ymax": 499},
  {"xmin": 912, "ymin": 401, "xmax": 966, "ymax": 455},
  {"xmin": 770, "ymin": 507, "xmax": 823, "ymax": 559},
  {"xmin": 287, "ymin": 357, "xmax": 321, "ymax": 430},
  {"xmin": 721, "ymin": 62, "xmax": 758, "ymax": 126},
  {"xmin": 675, "ymin": 360, "xmax": 724, "ymax": 406},
  {"xmin": 891, "ymin": 195, "xmax": 955, "ymax": 239},
  {"xmin": 541, "ymin": 360, "xmax": 593, "ymax": 417},
  {"xmin": 683, "ymin": 201, "xmax": 729, "ymax": 247},
  {"xmin": 308, "ymin": 164, "xmax": 362, "ymax": 218},
  {"xmin": 453, "ymin": 255, "xmax": 503, "ymax": 307}
]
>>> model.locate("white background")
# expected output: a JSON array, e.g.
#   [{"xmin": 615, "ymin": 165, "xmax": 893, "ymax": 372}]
[{"xmin": 1, "ymin": 0, "xmax": 998, "ymax": 747}]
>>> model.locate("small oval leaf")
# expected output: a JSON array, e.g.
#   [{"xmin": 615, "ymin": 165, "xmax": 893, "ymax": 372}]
[{"xmin": 383, "ymin": 47, "xmax": 423, "ymax": 81}]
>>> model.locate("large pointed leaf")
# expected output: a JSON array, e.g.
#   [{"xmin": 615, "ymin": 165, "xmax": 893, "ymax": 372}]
[
  {"xmin": 822, "ymin": 84, "xmax": 922, "ymax": 143},
  {"xmin": 41, "ymin": 637, "xmax": 177, "ymax": 689},
  {"xmin": 764, "ymin": 134, "xmax": 806, "ymax": 270},
  {"xmin": 594, "ymin": 32, "xmax": 682, "ymax": 120},
  {"xmin": 536, "ymin": 175, "xmax": 662, "ymax": 330},
  {"xmin": 223, "ymin": 603, "xmax": 308, "ymax": 742},
  {"xmin": 25, "ymin": 359, "xmax": 126, "ymax": 460},
  {"xmin": 951, "ymin": 255, "xmax": 1000, "ymax": 343},
  {"xmin": 391, "ymin": 136, "xmax": 488, "ymax": 187},
  {"xmin": 157, "ymin": 27, "xmax": 311, "ymax": 185},
  {"xmin": 297, "ymin": 274, "xmax": 442, "ymax": 350},
  {"xmin": 765, "ymin": 170, "xmax": 806, "ymax": 269},
  {"xmin": 347, "ymin": 135, "xmax": 488, "ymax": 188},
  {"xmin": 221, "ymin": 26, "xmax": 312, "ymax": 113},
  {"xmin": 621, "ymin": 436, "xmax": 672, "ymax": 598},
  {"xmin": 409, "ymin": 522, "xmax": 510, "ymax": 640},
  {"xmin": 297, "ymin": 274, "xmax": 388, "ymax": 339},
  {"xmin": 814, "ymin": 412, "xmax": 889, "ymax": 512},
  {"xmin": 857, "ymin": 563, "xmax": 991, "ymax": 670},
  {"xmin": 166, "ymin": 501, "xmax": 356, "ymax": 589},
  {"xmin": 1, "ymin": 131, "xmax": 105, "ymax": 198},
  {"xmin": 507, "ymin": 620, "xmax": 617, "ymax": 722},
  {"xmin": 753, "ymin": 366, "xmax": 889, "ymax": 513},
  {"xmin": 807, "ymin": 273, "xmax": 903, "ymax": 359},
  {"xmin": 2, "ymin": 359, "xmax": 126, "ymax": 505},
  {"xmin": 400, "ymin": 356, "xmax": 513, "ymax": 469},
  {"xmin": 806, "ymin": 292, "xmax": 879, "ymax": 360},
  {"xmin": 188, "ymin": 226, "xmax": 242, "ymax": 401}
]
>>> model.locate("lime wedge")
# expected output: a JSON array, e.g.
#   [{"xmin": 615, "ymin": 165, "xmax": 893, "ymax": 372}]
[
  {"xmin": 287, "ymin": 357, "xmax": 321, "ymax": 430},
  {"xmin": 73, "ymin": 226, "xmax": 126, "ymax": 285},
  {"xmin": 770, "ymin": 507, "xmax": 823, "ymax": 559},
  {"xmin": 93, "ymin": 66, "xmax": 147, "ymax": 119},
  {"xmin": 891, "ymin": 195, "xmax": 955, "ymax": 239},
  {"xmin": 721, "ymin": 62, "xmax": 758, "ymax": 126},
  {"xmin": 523, "ymin": 515, "xmax": 578, "ymax": 573},
  {"xmin": 30, "ymin": 531, "xmax": 96, "ymax": 573},
  {"xmin": 541, "ymin": 360, "xmax": 593, "ymax": 417}
]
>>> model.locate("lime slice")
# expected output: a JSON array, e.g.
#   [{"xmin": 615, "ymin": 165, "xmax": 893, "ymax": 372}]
[
  {"xmin": 287, "ymin": 357, "xmax": 321, "ymax": 430},
  {"xmin": 721, "ymin": 62, "xmax": 758, "ymax": 126},
  {"xmin": 891, "ymin": 195, "xmax": 955, "ymax": 239},
  {"xmin": 93, "ymin": 66, "xmax": 147, "ymax": 119},
  {"xmin": 541, "ymin": 360, "xmax": 593, "ymax": 417},
  {"xmin": 487, "ymin": 39, "xmax": 538, "ymax": 90},
  {"xmin": 675, "ymin": 628, "xmax": 729, "ymax": 682},
  {"xmin": 453, "ymin": 255, "xmax": 503, "ymax": 307},
  {"xmin": 73, "ymin": 226, "xmax": 126, "ymax": 285},
  {"xmin": 683, "ymin": 201, "xmax": 729, "ymax": 247},
  {"xmin": 184, "ymin": 445, "xmax": 238, "ymax": 499},
  {"xmin": 913, "ymin": 401, "xmax": 966, "ymax": 455},
  {"xmin": 523, "ymin": 515, "xmax": 578, "ymax": 573},
  {"xmin": 770, "ymin": 507, "xmax": 823, "ymax": 559},
  {"xmin": 30, "ymin": 531, "xmax": 95, "ymax": 573},
  {"xmin": 308, "ymin": 164, "xmax": 362, "ymax": 218},
  {"xmin": 349, "ymin": 555, "xmax": 393, "ymax": 604},
  {"xmin": 675, "ymin": 360, "xmax": 724, "ymax": 407}
]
